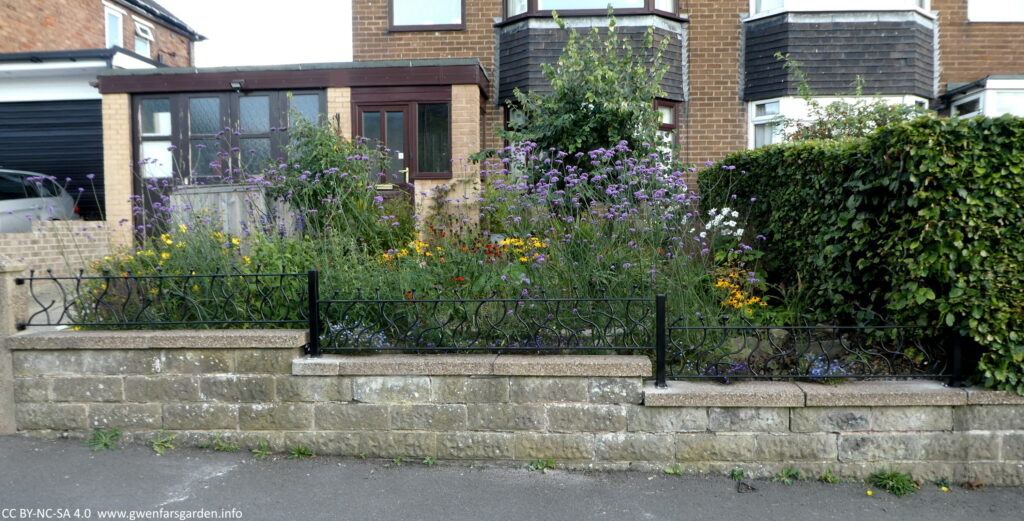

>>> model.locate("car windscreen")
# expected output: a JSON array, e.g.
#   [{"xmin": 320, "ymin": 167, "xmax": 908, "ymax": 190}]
[{"xmin": 0, "ymin": 174, "xmax": 42, "ymax": 200}]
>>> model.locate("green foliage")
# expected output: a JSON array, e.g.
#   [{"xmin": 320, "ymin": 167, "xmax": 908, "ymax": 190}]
[
  {"xmin": 704, "ymin": 116, "xmax": 1024, "ymax": 393},
  {"xmin": 664, "ymin": 464, "xmax": 683, "ymax": 475},
  {"xmin": 199, "ymin": 434, "xmax": 239, "ymax": 452},
  {"xmin": 392, "ymin": 456, "xmax": 403, "ymax": 467},
  {"xmin": 818, "ymin": 468, "xmax": 839, "ymax": 484},
  {"xmin": 773, "ymin": 53, "xmax": 930, "ymax": 142},
  {"xmin": 150, "ymin": 430, "xmax": 177, "ymax": 456},
  {"xmin": 86, "ymin": 429, "xmax": 121, "ymax": 451},
  {"xmin": 869, "ymin": 471, "xmax": 919, "ymax": 497},
  {"xmin": 252, "ymin": 440, "xmax": 272, "ymax": 460},
  {"xmin": 422, "ymin": 457, "xmax": 436, "ymax": 467},
  {"xmin": 772, "ymin": 467, "xmax": 802, "ymax": 486},
  {"xmin": 528, "ymin": 459, "xmax": 557, "ymax": 473},
  {"xmin": 288, "ymin": 445, "xmax": 315, "ymax": 459},
  {"xmin": 502, "ymin": 11, "xmax": 669, "ymax": 162},
  {"xmin": 935, "ymin": 477, "xmax": 952, "ymax": 488},
  {"xmin": 729, "ymin": 468, "xmax": 746, "ymax": 481}
]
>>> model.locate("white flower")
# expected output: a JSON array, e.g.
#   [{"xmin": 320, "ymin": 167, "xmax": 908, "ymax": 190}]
[
  {"xmin": 736, "ymin": 228, "xmax": 744, "ymax": 236},
  {"xmin": 726, "ymin": 220, "xmax": 737, "ymax": 227},
  {"xmin": 699, "ymin": 232, "xmax": 707, "ymax": 238},
  {"xmin": 731, "ymin": 210, "xmax": 739, "ymax": 218}
]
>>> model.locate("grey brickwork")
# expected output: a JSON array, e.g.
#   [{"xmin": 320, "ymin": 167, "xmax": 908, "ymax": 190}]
[{"xmin": 5, "ymin": 332, "xmax": 1024, "ymax": 485}]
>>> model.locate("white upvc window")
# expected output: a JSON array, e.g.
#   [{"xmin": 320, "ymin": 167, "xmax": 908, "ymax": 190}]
[
  {"xmin": 951, "ymin": 81, "xmax": 1024, "ymax": 118},
  {"xmin": 951, "ymin": 94, "xmax": 983, "ymax": 118},
  {"xmin": 750, "ymin": 0, "xmax": 930, "ymax": 17},
  {"xmin": 133, "ymin": 18, "xmax": 155, "ymax": 57},
  {"xmin": 750, "ymin": 100, "xmax": 784, "ymax": 148},
  {"xmin": 749, "ymin": 95, "xmax": 929, "ymax": 148},
  {"xmin": 968, "ymin": 0, "xmax": 1024, "ymax": 22},
  {"xmin": 104, "ymin": 5, "xmax": 124, "ymax": 48}
]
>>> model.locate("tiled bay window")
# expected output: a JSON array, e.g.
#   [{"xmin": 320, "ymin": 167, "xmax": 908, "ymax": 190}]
[{"xmin": 133, "ymin": 90, "xmax": 324, "ymax": 182}]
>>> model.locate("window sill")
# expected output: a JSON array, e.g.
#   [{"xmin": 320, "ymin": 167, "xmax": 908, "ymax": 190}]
[
  {"xmin": 494, "ymin": 10, "xmax": 688, "ymax": 29},
  {"xmin": 388, "ymin": 24, "xmax": 465, "ymax": 33},
  {"xmin": 743, "ymin": 7, "xmax": 936, "ymax": 24}
]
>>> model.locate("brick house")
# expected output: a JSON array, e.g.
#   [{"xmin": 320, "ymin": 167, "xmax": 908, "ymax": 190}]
[
  {"xmin": 0, "ymin": 0, "xmax": 202, "ymax": 218},
  {"xmin": 92, "ymin": 0, "xmax": 1023, "ymax": 234},
  {"xmin": 353, "ymin": 0, "xmax": 1024, "ymax": 162}
]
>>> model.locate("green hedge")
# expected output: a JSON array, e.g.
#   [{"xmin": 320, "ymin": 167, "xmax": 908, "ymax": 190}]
[{"xmin": 702, "ymin": 116, "xmax": 1024, "ymax": 393}]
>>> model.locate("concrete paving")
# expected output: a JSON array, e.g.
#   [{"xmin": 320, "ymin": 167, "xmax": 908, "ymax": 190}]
[{"xmin": 1, "ymin": 435, "xmax": 1021, "ymax": 521}]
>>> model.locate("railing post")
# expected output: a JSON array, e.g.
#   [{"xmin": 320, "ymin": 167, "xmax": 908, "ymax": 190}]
[
  {"xmin": 307, "ymin": 269, "xmax": 321, "ymax": 358},
  {"xmin": 655, "ymin": 294, "xmax": 667, "ymax": 388},
  {"xmin": 0, "ymin": 255, "xmax": 27, "ymax": 435}
]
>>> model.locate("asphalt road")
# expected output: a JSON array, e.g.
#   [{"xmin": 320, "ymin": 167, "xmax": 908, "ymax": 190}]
[{"xmin": 1, "ymin": 435, "xmax": 1021, "ymax": 521}]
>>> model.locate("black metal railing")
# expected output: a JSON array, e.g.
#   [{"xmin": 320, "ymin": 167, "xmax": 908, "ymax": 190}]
[
  {"xmin": 15, "ymin": 269, "xmax": 310, "ymax": 329},
  {"xmin": 312, "ymin": 292, "xmax": 655, "ymax": 355},
  {"xmin": 664, "ymin": 315, "xmax": 948, "ymax": 384},
  {"xmin": 14, "ymin": 268, "xmax": 959, "ymax": 385}
]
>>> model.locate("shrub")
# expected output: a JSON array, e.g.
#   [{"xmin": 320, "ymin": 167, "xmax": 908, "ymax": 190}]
[
  {"xmin": 702, "ymin": 116, "xmax": 1024, "ymax": 393},
  {"xmin": 501, "ymin": 12, "xmax": 670, "ymax": 164}
]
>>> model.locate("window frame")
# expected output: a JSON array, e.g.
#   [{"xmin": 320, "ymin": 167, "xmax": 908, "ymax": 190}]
[
  {"xmin": 967, "ymin": 0, "xmax": 1024, "ymax": 22},
  {"xmin": 104, "ymin": 4, "xmax": 124, "ymax": 48},
  {"xmin": 353, "ymin": 86, "xmax": 454, "ymax": 180},
  {"xmin": 504, "ymin": 0, "xmax": 678, "ymax": 21},
  {"xmin": 749, "ymin": 99, "xmax": 784, "ymax": 149},
  {"xmin": 748, "ymin": 0, "xmax": 931, "ymax": 18},
  {"xmin": 132, "ymin": 90, "xmax": 327, "ymax": 183},
  {"xmin": 654, "ymin": 99, "xmax": 678, "ymax": 154},
  {"xmin": 389, "ymin": 0, "xmax": 466, "ymax": 32},
  {"xmin": 951, "ymin": 93, "xmax": 984, "ymax": 118}
]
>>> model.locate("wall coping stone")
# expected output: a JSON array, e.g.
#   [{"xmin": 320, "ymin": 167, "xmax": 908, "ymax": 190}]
[
  {"xmin": 5, "ymin": 330, "xmax": 307, "ymax": 350},
  {"xmin": 965, "ymin": 387, "xmax": 1024, "ymax": 405},
  {"xmin": 292, "ymin": 354, "xmax": 652, "ymax": 377},
  {"xmin": 644, "ymin": 381, "xmax": 805, "ymax": 407},
  {"xmin": 796, "ymin": 380, "xmax": 966, "ymax": 406}
]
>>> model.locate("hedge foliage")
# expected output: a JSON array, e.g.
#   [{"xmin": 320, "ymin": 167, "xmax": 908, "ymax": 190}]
[{"xmin": 702, "ymin": 116, "xmax": 1024, "ymax": 393}]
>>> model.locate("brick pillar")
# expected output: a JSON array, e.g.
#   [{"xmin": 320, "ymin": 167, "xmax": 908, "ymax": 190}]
[
  {"xmin": 0, "ymin": 255, "xmax": 26, "ymax": 434},
  {"xmin": 102, "ymin": 93, "xmax": 134, "ymax": 248},
  {"xmin": 414, "ymin": 84, "xmax": 482, "ymax": 230},
  {"xmin": 326, "ymin": 87, "xmax": 353, "ymax": 138}
]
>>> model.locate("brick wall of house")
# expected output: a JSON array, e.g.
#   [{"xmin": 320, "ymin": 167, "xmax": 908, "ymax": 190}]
[
  {"xmin": 933, "ymin": 0, "xmax": 1024, "ymax": 90},
  {"xmin": 679, "ymin": 0, "xmax": 747, "ymax": 165},
  {"xmin": 101, "ymin": 93, "xmax": 133, "ymax": 249},
  {"xmin": 352, "ymin": 0, "xmax": 503, "ymax": 150},
  {"xmin": 0, "ymin": 0, "xmax": 192, "ymax": 66}
]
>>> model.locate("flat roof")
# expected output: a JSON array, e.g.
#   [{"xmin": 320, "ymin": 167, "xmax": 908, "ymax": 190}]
[{"xmin": 96, "ymin": 59, "xmax": 491, "ymax": 96}]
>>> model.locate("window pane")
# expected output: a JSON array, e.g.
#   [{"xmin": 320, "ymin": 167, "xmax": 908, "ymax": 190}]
[
  {"xmin": 393, "ymin": 0, "xmax": 461, "ymax": 25},
  {"xmin": 141, "ymin": 141, "xmax": 174, "ymax": 178},
  {"xmin": 538, "ymin": 0, "xmax": 644, "ymax": 9},
  {"xmin": 289, "ymin": 94, "xmax": 321, "ymax": 126},
  {"xmin": 190, "ymin": 139, "xmax": 220, "ymax": 176},
  {"xmin": 386, "ymin": 111, "xmax": 405, "ymax": 182},
  {"xmin": 655, "ymin": 0, "xmax": 675, "ymax": 11},
  {"xmin": 189, "ymin": 97, "xmax": 220, "ymax": 134},
  {"xmin": 755, "ymin": 0, "xmax": 784, "ymax": 13},
  {"xmin": 106, "ymin": 12, "xmax": 122, "ymax": 47},
  {"xmin": 239, "ymin": 96, "xmax": 270, "ymax": 133},
  {"xmin": 241, "ymin": 138, "xmax": 272, "ymax": 173},
  {"xmin": 362, "ymin": 112, "xmax": 381, "ymax": 141},
  {"xmin": 994, "ymin": 92, "xmax": 1024, "ymax": 116},
  {"xmin": 141, "ymin": 99, "xmax": 171, "ymax": 136},
  {"xmin": 754, "ymin": 123, "xmax": 780, "ymax": 148},
  {"xmin": 658, "ymin": 106, "xmax": 674, "ymax": 126},
  {"xmin": 755, "ymin": 101, "xmax": 780, "ymax": 117},
  {"xmin": 507, "ymin": 0, "xmax": 528, "ymax": 16},
  {"xmin": 418, "ymin": 103, "xmax": 451, "ymax": 174},
  {"xmin": 968, "ymin": 0, "xmax": 1024, "ymax": 22},
  {"xmin": 134, "ymin": 37, "xmax": 150, "ymax": 57}
]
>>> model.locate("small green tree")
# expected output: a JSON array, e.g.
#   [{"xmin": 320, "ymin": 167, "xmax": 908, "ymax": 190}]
[
  {"xmin": 773, "ymin": 53, "xmax": 930, "ymax": 141},
  {"xmin": 501, "ymin": 11, "xmax": 670, "ymax": 160}
]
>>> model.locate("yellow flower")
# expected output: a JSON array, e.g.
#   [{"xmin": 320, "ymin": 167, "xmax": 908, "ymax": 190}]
[
  {"xmin": 160, "ymin": 252, "xmax": 171, "ymax": 260},
  {"xmin": 231, "ymin": 237, "xmax": 240, "ymax": 246},
  {"xmin": 519, "ymin": 256, "xmax": 529, "ymax": 262},
  {"xmin": 242, "ymin": 256, "xmax": 252, "ymax": 265},
  {"xmin": 941, "ymin": 486, "xmax": 949, "ymax": 492},
  {"xmin": 178, "ymin": 224, "xmax": 188, "ymax": 233},
  {"xmin": 192, "ymin": 285, "xmax": 200, "ymax": 292},
  {"xmin": 866, "ymin": 490, "xmax": 873, "ymax": 496}
]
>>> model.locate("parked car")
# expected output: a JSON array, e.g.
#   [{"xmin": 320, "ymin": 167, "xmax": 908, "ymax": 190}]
[{"xmin": 0, "ymin": 169, "xmax": 80, "ymax": 233}]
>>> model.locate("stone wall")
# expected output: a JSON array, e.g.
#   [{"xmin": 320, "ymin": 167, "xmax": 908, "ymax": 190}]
[
  {"xmin": 0, "ymin": 220, "xmax": 112, "ymax": 276},
  {"xmin": 3, "ymin": 330, "xmax": 1023, "ymax": 485}
]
